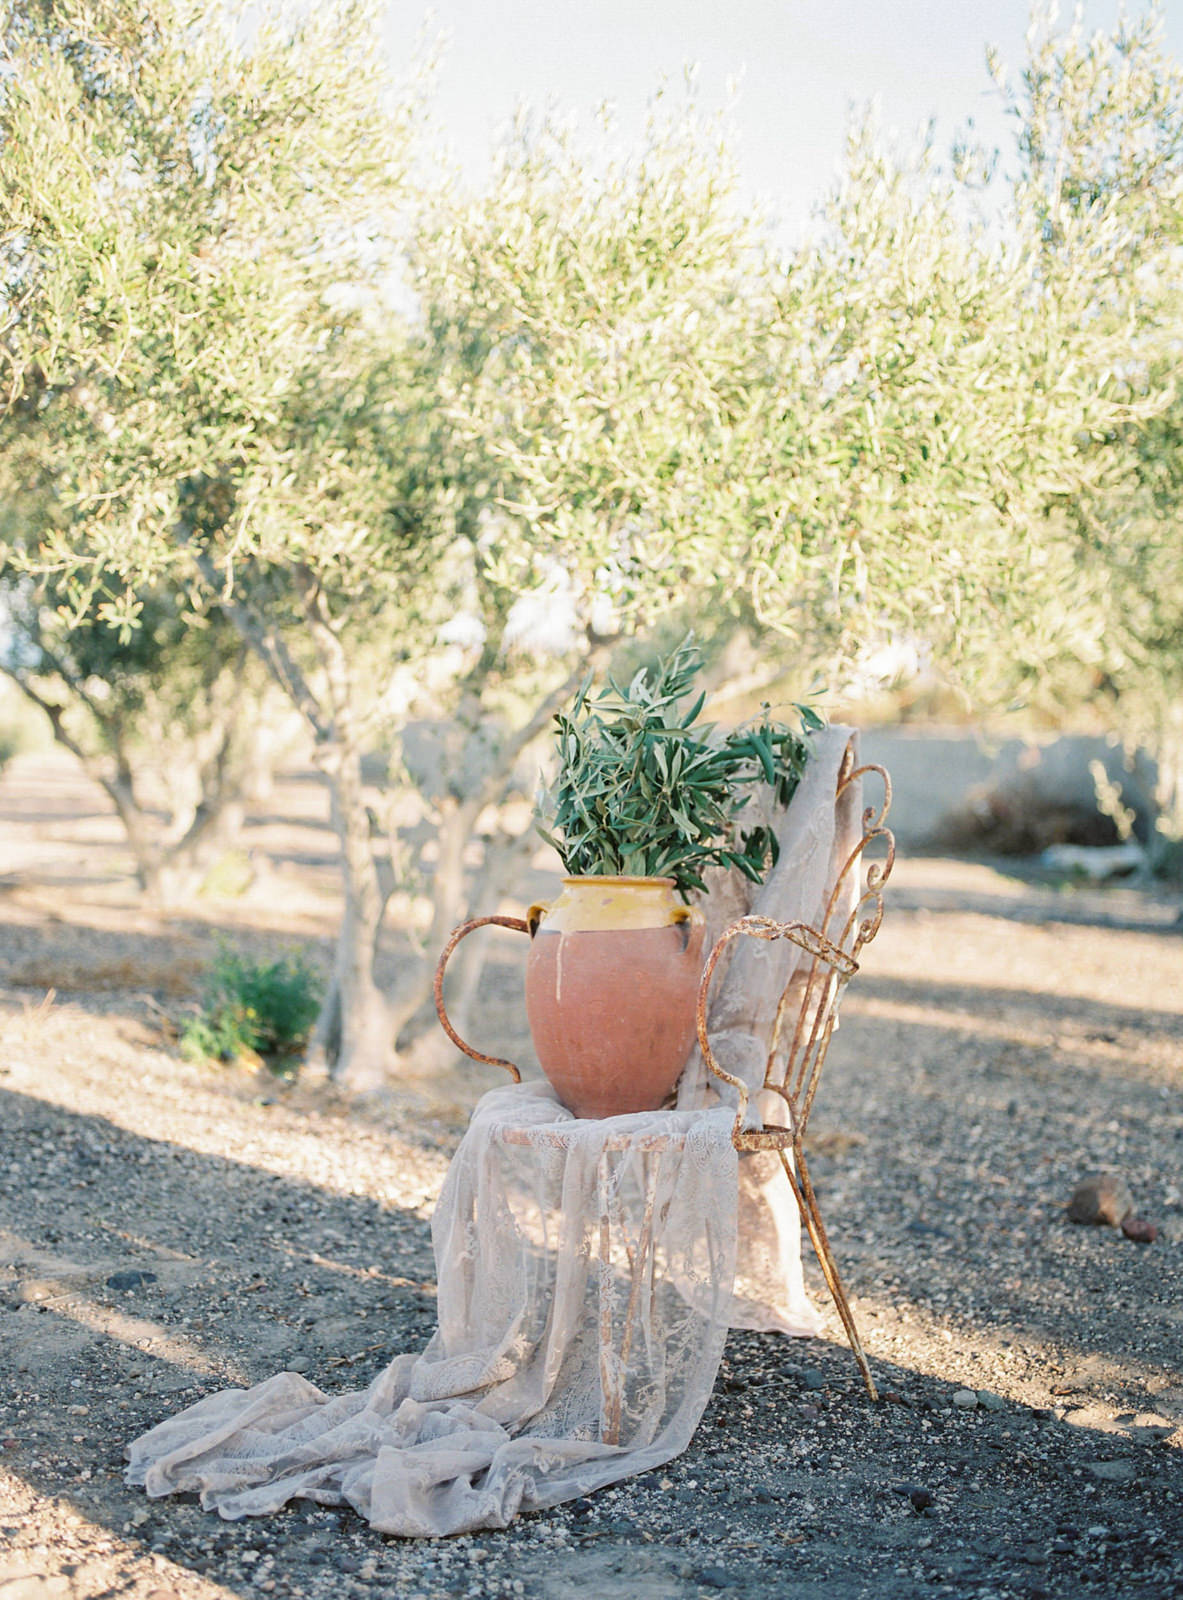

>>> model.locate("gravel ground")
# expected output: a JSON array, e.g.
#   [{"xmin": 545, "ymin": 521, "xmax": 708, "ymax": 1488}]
[{"xmin": 0, "ymin": 757, "xmax": 1181, "ymax": 1600}]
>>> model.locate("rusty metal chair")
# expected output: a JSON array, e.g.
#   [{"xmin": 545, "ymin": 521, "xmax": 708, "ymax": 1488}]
[{"xmin": 695, "ymin": 741, "xmax": 894, "ymax": 1398}]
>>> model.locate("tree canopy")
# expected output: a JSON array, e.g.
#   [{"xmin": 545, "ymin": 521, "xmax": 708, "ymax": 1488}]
[{"xmin": 3, "ymin": 0, "xmax": 1183, "ymax": 1083}]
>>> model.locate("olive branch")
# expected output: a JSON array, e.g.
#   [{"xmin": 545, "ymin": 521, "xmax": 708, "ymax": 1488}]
[{"xmin": 535, "ymin": 638, "xmax": 822, "ymax": 895}]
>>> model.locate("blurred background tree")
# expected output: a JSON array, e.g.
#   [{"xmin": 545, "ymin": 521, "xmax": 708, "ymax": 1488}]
[
  {"xmin": 0, "ymin": 0, "xmax": 436, "ymax": 1084},
  {"xmin": 0, "ymin": 571, "xmax": 295, "ymax": 902},
  {"xmin": 995, "ymin": 3, "xmax": 1183, "ymax": 870}
]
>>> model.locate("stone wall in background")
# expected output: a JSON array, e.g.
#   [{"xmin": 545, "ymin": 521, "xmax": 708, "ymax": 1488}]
[{"xmin": 856, "ymin": 727, "xmax": 1159, "ymax": 856}]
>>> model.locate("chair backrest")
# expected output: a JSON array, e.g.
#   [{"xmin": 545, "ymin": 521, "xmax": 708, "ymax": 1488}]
[{"xmin": 696, "ymin": 738, "xmax": 895, "ymax": 1146}]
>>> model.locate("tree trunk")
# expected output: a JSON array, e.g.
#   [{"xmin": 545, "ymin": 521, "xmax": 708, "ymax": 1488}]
[
  {"xmin": 304, "ymin": 736, "xmax": 393, "ymax": 1091},
  {"xmin": 1, "ymin": 665, "xmax": 255, "ymax": 906},
  {"xmin": 104, "ymin": 759, "xmax": 165, "ymax": 893},
  {"xmin": 429, "ymin": 823, "xmax": 538, "ymax": 1042},
  {"xmin": 299, "ymin": 584, "xmax": 394, "ymax": 1092},
  {"xmin": 388, "ymin": 792, "xmax": 482, "ymax": 1049},
  {"xmin": 143, "ymin": 793, "xmax": 248, "ymax": 906}
]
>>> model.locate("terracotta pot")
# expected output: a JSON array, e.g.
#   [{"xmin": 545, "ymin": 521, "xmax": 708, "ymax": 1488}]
[{"xmin": 524, "ymin": 876, "xmax": 706, "ymax": 1120}]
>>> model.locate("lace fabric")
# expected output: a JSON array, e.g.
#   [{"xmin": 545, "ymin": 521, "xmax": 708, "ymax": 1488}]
[
  {"xmin": 125, "ymin": 726, "xmax": 861, "ymax": 1535},
  {"xmin": 126, "ymin": 1085, "xmax": 737, "ymax": 1536},
  {"xmin": 682, "ymin": 725, "xmax": 861, "ymax": 1338}
]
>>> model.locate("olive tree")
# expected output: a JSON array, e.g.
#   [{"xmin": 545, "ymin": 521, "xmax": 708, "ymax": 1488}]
[
  {"xmin": 385, "ymin": 105, "xmax": 791, "ymax": 1045},
  {"xmin": 992, "ymin": 2, "xmax": 1183, "ymax": 866},
  {"xmin": 0, "ymin": 572, "xmax": 294, "ymax": 900},
  {"xmin": 10, "ymin": 0, "xmax": 1183, "ymax": 1100},
  {"xmin": 1, "ymin": 4, "xmax": 793, "ymax": 1086},
  {"xmin": 0, "ymin": 0, "xmax": 437, "ymax": 1084}
]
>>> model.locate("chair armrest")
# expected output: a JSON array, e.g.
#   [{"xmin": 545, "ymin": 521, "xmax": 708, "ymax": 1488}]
[{"xmin": 695, "ymin": 916, "xmax": 857, "ymax": 1142}]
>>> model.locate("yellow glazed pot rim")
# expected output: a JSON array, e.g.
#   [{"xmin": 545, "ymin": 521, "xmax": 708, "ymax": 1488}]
[
  {"xmin": 560, "ymin": 874, "xmax": 677, "ymax": 887},
  {"xmin": 532, "ymin": 874, "xmax": 700, "ymax": 934}
]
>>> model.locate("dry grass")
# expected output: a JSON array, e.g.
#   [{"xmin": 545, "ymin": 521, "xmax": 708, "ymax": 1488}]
[{"xmin": 4, "ymin": 953, "xmax": 202, "ymax": 996}]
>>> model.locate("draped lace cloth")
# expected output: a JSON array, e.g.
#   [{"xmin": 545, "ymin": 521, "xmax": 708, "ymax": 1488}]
[
  {"xmin": 125, "ymin": 727, "xmax": 861, "ymax": 1537},
  {"xmin": 685, "ymin": 725, "xmax": 861, "ymax": 1338}
]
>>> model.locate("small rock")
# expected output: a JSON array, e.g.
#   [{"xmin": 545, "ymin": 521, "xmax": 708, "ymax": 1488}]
[
  {"xmin": 977, "ymin": 1391, "xmax": 1007, "ymax": 1411},
  {"xmin": 697, "ymin": 1568, "xmax": 736, "ymax": 1590},
  {"xmin": 107, "ymin": 1270, "xmax": 158, "ymax": 1291},
  {"xmin": 799, "ymin": 1369, "xmax": 825, "ymax": 1391},
  {"xmin": 952, "ymin": 1389, "xmax": 978, "ymax": 1410},
  {"xmin": 287, "ymin": 1356, "xmax": 312, "ymax": 1373},
  {"xmin": 1121, "ymin": 1215, "xmax": 1157, "ymax": 1244},
  {"xmin": 906, "ymin": 1218, "xmax": 951, "ymax": 1239},
  {"xmin": 1086, "ymin": 1460, "xmax": 1136, "ymax": 1483},
  {"xmin": 1067, "ymin": 1174, "xmax": 1133, "ymax": 1227},
  {"xmin": 890, "ymin": 1482, "xmax": 932, "ymax": 1513}
]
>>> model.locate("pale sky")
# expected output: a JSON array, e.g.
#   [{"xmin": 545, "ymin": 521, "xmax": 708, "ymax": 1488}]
[{"xmin": 382, "ymin": 1, "xmax": 1183, "ymax": 240}]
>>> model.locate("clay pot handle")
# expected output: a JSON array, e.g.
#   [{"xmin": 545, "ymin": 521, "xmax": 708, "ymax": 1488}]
[
  {"xmin": 433, "ymin": 915, "xmax": 529, "ymax": 1081},
  {"xmin": 670, "ymin": 902, "xmax": 702, "ymax": 952}
]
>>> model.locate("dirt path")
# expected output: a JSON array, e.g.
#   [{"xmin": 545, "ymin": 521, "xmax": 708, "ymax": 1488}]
[{"xmin": 1, "ymin": 752, "xmax": 1181, "ymax": 1599}]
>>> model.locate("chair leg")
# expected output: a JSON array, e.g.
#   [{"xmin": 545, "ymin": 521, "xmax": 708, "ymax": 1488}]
[{"xmin": 777, "ymin": 1146, "xmax": 878, "ymax": 1401}]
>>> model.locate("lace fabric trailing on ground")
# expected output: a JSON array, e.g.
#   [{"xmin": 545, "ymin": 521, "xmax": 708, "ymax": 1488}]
[
  {"xmin": 125, "ymin": 1086, "xmax": 738, "ymax": 1536},
  {"xmin": 680, "ymin": 725, "xmax": 862, "ymax": 1338},
  {"xmin": 125, "ymin": 725, "xmax": 861, "ymax": 1535}
]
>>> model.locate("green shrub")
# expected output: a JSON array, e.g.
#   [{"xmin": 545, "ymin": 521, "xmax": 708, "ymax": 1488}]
[
  {"xmin": 0, "ymin": 726, "xmax": 22, "ymax": 775},
  {"xmin": 181, "ymin": 942, "xmax": 324, "ymax": 1070}
]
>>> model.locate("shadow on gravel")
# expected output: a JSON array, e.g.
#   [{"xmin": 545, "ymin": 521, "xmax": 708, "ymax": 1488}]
[
  {"xmin": 0, "ymin": 910, "xmax": 336, "ymax": 997},
  {"xmin": 1, "ymin": 1077, "xmax": 1181, "ymax": 1599},
  {"xmin": 0, "ymin": 1082, "xmax": 437, "ymax": 1587},
  {"xmin": 0, "ymin": 1085, "xmax": 440, "ymax": 1467},
  {"xmin": 885, "ymin": 874, "xmax": 1183, "ymax": 936},
  {"xmin": 853, "ymin": 970, "xmax": 1183, "ymax": 1047},
  {"xmin": 0, "ymin": 1088, "xmax": 1178, "ymax": 1600},
  {"xmin": 813, "ymin": 999, "xmax": 1182, "ymax": 1385}
]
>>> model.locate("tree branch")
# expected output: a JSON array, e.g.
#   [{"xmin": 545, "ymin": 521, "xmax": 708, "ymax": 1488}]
[
  {"xmin": 0, "ymin": 664, "xmax": 159, "ymax": 879},
  {"xmin": 0, "ymin": 666, "xmax": 92, "ymax": 770},
  {"xmin": 188, "ymin": 546, "xmax": 331, "ymax": 743}
]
